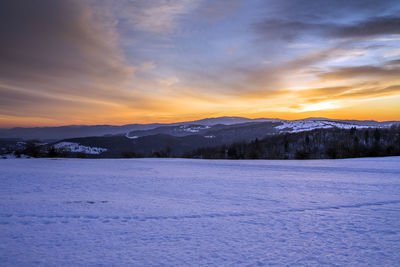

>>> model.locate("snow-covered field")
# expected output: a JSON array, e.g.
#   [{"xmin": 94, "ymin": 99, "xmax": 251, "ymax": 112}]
[{"xmin": 1, "ymin": 158, "xmax": 399, "ymax": 266}]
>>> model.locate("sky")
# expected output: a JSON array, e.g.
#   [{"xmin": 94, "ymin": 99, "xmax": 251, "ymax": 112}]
[{"xmin": 1, "ymin": 0, "xmax": 400, "ymax": 127}]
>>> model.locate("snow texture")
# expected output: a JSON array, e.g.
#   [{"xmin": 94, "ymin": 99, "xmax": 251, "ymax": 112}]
[
  {"xmin": 1, "ymin": 157, "xmax": 399, "ymax": 266},
  {"xmin": 125, "ymin": 134, "xmax": 139, "ymax": 139},
  {"xmin": 0, "ymin": 154, "xmax": 30, "ymax": 159},
  {"xmin": 54, "ymin": 142, "xmax": 107, "ymax": 154},
  {"xmin": 179, "ymin": 125, "xmax": 210, "ymax": 133},
  {"xmin": 276, "ymin": 120, "xmax": 371, "ymax": 133}
]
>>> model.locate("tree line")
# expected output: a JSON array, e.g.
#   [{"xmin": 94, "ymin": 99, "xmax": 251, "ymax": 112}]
[
  {"xmin": 184, "ymin": 126, "xmax": 400, "ymax": 159},
  {"xmin": 9, "ymin": 126, "xmax": 400, "ymax": 159}
]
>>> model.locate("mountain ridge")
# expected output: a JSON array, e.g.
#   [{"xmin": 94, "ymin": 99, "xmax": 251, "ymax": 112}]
[{"xmin": 0, "ymin": 116, "xmax": 399, "ymax": 140}]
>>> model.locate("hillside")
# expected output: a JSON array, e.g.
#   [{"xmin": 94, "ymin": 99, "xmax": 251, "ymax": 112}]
[
  {"xmin": 1, "ymin": 118, "xmax": 399, "ymax": 159},
  {"xmin": 1, "ymin": 117, "xmax": 397, "ymax": 141}
]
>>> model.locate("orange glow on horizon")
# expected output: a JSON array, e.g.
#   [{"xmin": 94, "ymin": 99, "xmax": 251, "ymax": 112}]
[{"xmin": 1, "ymin": 96, "xmax": 399, "ymax": 129}]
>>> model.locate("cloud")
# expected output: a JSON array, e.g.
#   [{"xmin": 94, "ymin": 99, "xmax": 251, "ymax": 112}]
[
  {"xmin": 384, "ymin": 49, "xmax": 400, "ymax": 58},
  {"xmin": 115, "ymin": 0, "xmax": 202, "ymax": 33},
  {"xmin": 140, "ymin": 61, "xmax": 156, "ymax": 72},
  {"xmin": 318, "ymin": 64, "xmax": 400, "ymax": 80},
  {"xmin": 254, "ymin": 19, "xmax": 323, "ymax": 41},
  {"xmin": 252, "ymin": 0, "xmax": 399, "ymax": 44},
  {"xmin": 172, "ymin": 46, "xmax": 367, "ymax": 101},
  {"xmin": 296, "ymin": 86, "xmax": 352, "ymax": 98},
  {"xmin": 255, "ymin": 16, "xmax": 400, "ymax": 41},
  {"xmin": 0, "ymin": 0, "xmax": 132, "ymax": 84},
  {"xmin": 296, "ymin": 84, "xmax": 400, "ymax": 104},
  {"xmin": 160, "ymin": 76, "xmax": 180, "ymax": 87},
  {"xmin": 0, "ymin": 0, "xmax": 140, "ymax": 120},
  {"xmin": 233, "ymin": 47, "xmax": 352, "ymax": 97},
  {"xmin": 333, "ymin": 16, "xmax": 400, "ymax": 39},
  {"xmin": 266, "ymin": 0, "xmax": 398, "ymax": 17},
  {"xmin": 1, "ymin": 0, "xmax": 399, "ymax": 126},
  {"xmin": 289, "ymin": 65, "xmax": 400, "ymax": 108},
  {"xmin": 387, "ymin": 59, "xmax": 400, "ymax": 66},
  {"xmin": 190, "ymin": 0, "xmax": 243, "ymax": 23},
  {"xmin": 339, "ymin": 85, "xmax": 400, "ymax": 99},
  {"xmin": 247, "ymin": 1, "xmax": 400, "ymax": 113}
]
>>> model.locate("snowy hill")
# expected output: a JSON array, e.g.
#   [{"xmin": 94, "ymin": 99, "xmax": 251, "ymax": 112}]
[
  {"xmin": 0, "ymin": 117, "xmax": 398, "ymax": 142},
  {"xmin": 0, "ymin": 124, "xmax": 163, "ymax": 141},
  {"xmin": 275, "ymin": 119, "xmax": 399, "ymax": 133},
  {"xmin": 277, "ymin": 120, "xmax": 368, "ymax": 133},
  {"xmin": 54, "ymin": 142, "xmax": 107, "ymax": 155},
  {"xmin": 126, "ymin": 118, "xmax": 399, "ymax": 139},
  {"xmin": 177, "ymin": 116, "xmax": 280, "ymax": 126},
  {"xmin": 1, "ymin": 157, "xmax": 400, "ymax": 265},
  {"xmin": 0, "ymin": 117, "xmax": 277, "ymax": 140}
]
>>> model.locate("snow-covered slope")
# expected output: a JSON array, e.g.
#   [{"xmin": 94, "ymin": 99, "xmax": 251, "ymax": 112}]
[
  {"xmin": 54, "ymin": 142, "xmax": 107, "ymax": 154},
  {"xmin": 275, "ymin": 119, "xmax": 398, "ymax": 133},
  {"xmin": 0, "ymin": 154, "xmax": 30, "ymax": 159},
  {"xmin": 1, "ymin": 117, "xmax": 398, "ymax": 140},
  {"xmin": 276, "ymin": 120, "xmax": 367, "ymax": 133},
  {"xmin": 1, "ymin": 158, "xmax": 399, "ymax": 265},
  {"xmin": 179, "ymin": 116, "xmax": 280, "ymax": 126},
  {"xmin": 179, "ymin": 125, "xmax": 210, "ymax": 133}
]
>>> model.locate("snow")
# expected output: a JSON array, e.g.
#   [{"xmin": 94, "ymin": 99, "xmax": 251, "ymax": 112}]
[
  {"xmin": 0, "ymin": 154, "xmax": 30, "ymax": 159},
  {"xmin": 125, "ymin": 133, "xmax": 139, "ymax": 139},
  {"xmin": 1, "ymin": 157, "xmax": 399, "ymax": 266},
  {"xmin": 53, "ymin": 142, "xmax": 107, "ymax": 154},
  {"xmin": 179, "ymin": 125, "xmax": 210, "ymax": 133},
  {"xmin": 276, "ymin": 120, "xmax": 371, "ymax": 133}
]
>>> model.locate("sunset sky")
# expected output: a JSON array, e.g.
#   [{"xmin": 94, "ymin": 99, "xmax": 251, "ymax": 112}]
[{"xmin": 1, "ymin": 0, "xmax": 400, "ymax": 127}]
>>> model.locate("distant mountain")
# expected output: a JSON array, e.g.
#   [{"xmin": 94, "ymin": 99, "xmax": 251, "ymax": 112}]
[
  {"xmin": 2, "ymin": 117, "xmax": 399, "ymax": 159},
  {"xmin": 176, "ymin": 116, "xmax": 280, "ymax": 126},
  {"xmin": 0, "ymin": 117, "xmax": 279, "ymax": 140},
  {"xmin": 44, "ymin": 119, "xmax": 399, "ymax": 158},
  {"xmin": 0, "ymin": 124, "xmax": 163, "ymax": 141},
  {"xmin": 127, "ymin": 118, "xmax": 400, "ymax": 139},
  {"xmin": 49, "ymin": 134, "xmax": 220, "ymax": 158},
  {"xmin": 61, "ymin": 122, "xmax": 282, "ymax": 157},
  {"xmin": 0, "ymin": 117, "xmax": 398, "ymax": 143}
]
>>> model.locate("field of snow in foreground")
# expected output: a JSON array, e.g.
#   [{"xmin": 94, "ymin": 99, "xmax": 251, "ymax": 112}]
[{"xmin": 1, "ymin": 158, "xmax": 399, "ymax": 266}]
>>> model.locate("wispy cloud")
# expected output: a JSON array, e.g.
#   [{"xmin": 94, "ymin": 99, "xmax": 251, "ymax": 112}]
[
  {"xmin": 115, "ymin": 0, "xmax": 202, "ymax": 33},
  {"xmin": 319, "ymin": 65, "xmax": 400, "ymax": 80},
  {"xmin": 255, "ymin": 16, "xmax": 400, "ymax": 41},
  {"xmin": 1, "ymin": 0, "xmax": 400, "ymax": 126},
  {"xmin": 0, "ymin": 0, "xmax": 143, "ymax": 126}
]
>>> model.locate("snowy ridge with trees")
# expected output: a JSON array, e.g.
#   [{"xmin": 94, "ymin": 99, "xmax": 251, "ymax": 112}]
[
  {"xmin": 1, "ymin": 118, "xmax": 399, "ymax": 159},
  {"xmin": 188, "ymin": 127, "xmax": 400, "ymax": 159},
  {"xmin": 54, "ymin": 142, "xmax": 107, "ymax": 155},
  {"xmin": 1, "ymin": 117, "xmax": 398, "ymax": 141},
  {"xmin": 276, "ymin": 120, "xmax": 370, "ymax": 133}
]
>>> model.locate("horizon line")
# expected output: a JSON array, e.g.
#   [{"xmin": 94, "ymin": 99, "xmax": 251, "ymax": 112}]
[{"xmin": 1, "ymin": 116, "xmax": 399, "ymax": 130}]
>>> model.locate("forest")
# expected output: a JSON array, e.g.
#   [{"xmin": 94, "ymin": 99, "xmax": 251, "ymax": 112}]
[
  {"xmin": 7, "ymin": 126, "xmax": 400, "ymax": 160},
  {"xmin": 184, "ymin": 126, "xmax": 400, "ymax": 159}
]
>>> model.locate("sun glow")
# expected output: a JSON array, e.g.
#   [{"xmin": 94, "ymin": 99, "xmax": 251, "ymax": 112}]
[
  {"xmin": 299, "ymin": 102, "xmax": 339, "ymax": 112},
  {"xmin": 0, "ymin": 0, "xmax": 399, "ymax": 128}
]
